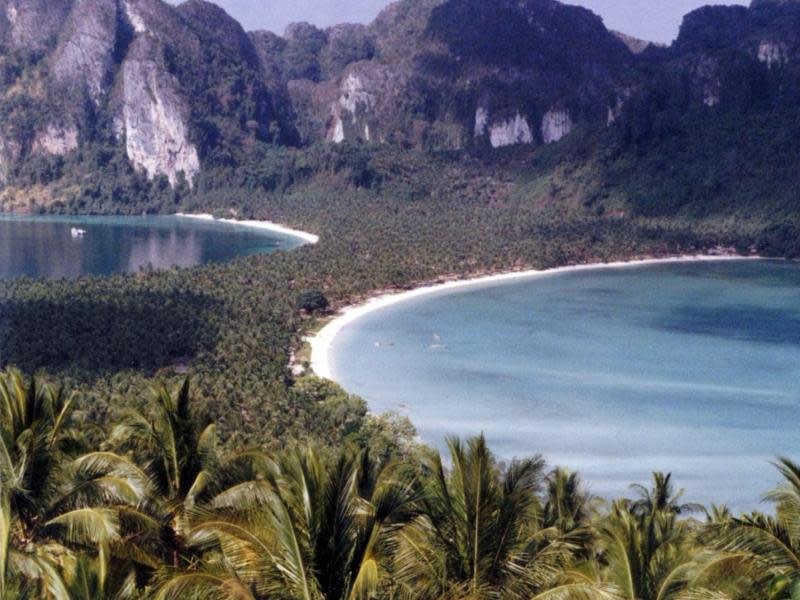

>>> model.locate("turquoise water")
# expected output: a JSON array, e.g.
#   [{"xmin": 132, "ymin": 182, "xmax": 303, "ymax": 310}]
[
  {"xmin": 332, "ymin": 260, "xmax": 800, "ymax": 510},
  {"xmin": 0, "ymin": 215, "xmax": 305, "ymax": 279}
]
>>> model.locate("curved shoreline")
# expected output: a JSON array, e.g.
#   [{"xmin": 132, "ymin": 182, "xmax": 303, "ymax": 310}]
[
  {"xmin": 175, "ymin": 213, "xmax": 320, "ymax": 245},
  {"xmin": 308, "ymin": 254, "xmax": 763, "ymax": 381}
]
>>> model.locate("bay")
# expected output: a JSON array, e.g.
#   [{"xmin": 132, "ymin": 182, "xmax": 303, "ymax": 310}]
[
  {"xmin": 0, "ymin": 215, "xmax": 305, "ymax": 279},
  {"xmin": 331, "ymin": 260, "xmax": 800, "ymax": 510}
]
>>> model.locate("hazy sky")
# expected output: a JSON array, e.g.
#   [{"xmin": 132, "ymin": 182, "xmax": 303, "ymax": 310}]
[{"xmin": 179, "ymin": 0, "xmax": 749, "ymax": 44}]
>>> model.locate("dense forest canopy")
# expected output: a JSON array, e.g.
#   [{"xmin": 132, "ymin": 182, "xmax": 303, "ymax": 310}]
[
  {"xmin": 0, "ymin": 369, "xmax": 799, "ymax": 600},
  {"xmin": 0, "ymin": 0, "xmax": 798, "ymax": 484},
  {"xmin": 2, "ymin": 0, "xmax": 800, "ymax": 595}
]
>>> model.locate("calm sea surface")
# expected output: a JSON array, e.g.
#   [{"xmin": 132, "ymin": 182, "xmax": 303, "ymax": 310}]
[
  {"xmin": 0, "ymin": 215, "xmax": 304, "ymax": 279},
  {"xmin": 331, "ymin": 260, "xmax": 800, "ymax": 510}
]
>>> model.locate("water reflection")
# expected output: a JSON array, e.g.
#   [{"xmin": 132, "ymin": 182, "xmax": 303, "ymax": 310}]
[
  {"xmin": 127, "ymin": 230, "xmax": 203, "ymax": 272},
  {"xmin": 0, "ymin": 216, "xmax": 301, "ymax": 279}
]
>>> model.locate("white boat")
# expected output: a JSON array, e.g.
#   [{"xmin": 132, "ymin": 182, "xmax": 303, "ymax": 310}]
[{"xmin": 70, "ymin": 227, "xmax": 87, "ymax": 238}]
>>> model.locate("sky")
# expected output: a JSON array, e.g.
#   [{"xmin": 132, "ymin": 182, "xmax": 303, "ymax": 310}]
[{"xmin": 177, "ymin": 0, "xmax": 750, "ymax": 44}]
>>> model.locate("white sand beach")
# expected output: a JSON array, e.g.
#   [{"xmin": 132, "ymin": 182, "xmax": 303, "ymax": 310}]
[
  {"xmin": 308, "ymin": 254, "xmax": 763, "ymax": 381},
  {"xmin": 175, "ymin": 213, "xmax": 320, "ymax": 244}
]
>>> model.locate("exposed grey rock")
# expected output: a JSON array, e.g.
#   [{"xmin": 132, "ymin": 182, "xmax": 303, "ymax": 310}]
[
  {"xmin": 116, "ymin": 35, "xmax": 200, "ymax": 185},
  {"xmin": 32, "ymin": 125, "xmax": 79, "ymax": 156},
  {"xmin": 1, "ymin": 0, "xmax": 74, "ymax": 51},
  {"xmin": 0, "ymin": 0, "xmax": 798, "ymax": 191},
  {"xmin": 325, "ymin": 61, "xmax": 415, "ymax": 145},
  {"xmin": 757, "ymin": 40, "xmax": 789, "ymax": 66},
  {"xmin": 613, "ymin": 31, "xmax": 659, "ymax": 54},
  {"xmin": 490, "ymin": 114, "xmax": 534, "ymax": 148},
  {"xmin": 50, "ymin": 0, "xmax": 118, "ymax": 102},
  {"xmin": 540, "ymin": 110, "xmax": 573, "ymax": 144}
]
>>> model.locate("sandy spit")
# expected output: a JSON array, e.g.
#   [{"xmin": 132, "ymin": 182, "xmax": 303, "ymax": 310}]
[{"xmin": 175, "ymin": 213, "xmax": 320, "ymax": 244}]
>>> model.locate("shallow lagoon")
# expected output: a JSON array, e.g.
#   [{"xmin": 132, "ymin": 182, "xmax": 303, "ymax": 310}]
[
  {"xmin": 0, "ymin": 215, "xmax": 305, "ymax": 279},
  {"xmin": 331, "ymin": 260, "xmax": 800, "ymax": 510}
]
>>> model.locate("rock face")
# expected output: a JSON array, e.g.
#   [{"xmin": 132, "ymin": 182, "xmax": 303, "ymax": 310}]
[
  {"xmin": 664, "ymin": 1, "xmax": 800, "ymax": 109},
  {"xmin": 0, "ymin": 0, "xmax": 285, "ymax": 188},
  {"xmin": 284, "ymin": 0, "xmax": 637, "ymax": 150},
  {"xmin": 326, "ymin": 64, "xmax": 403, "ymax": 144},
  {"xmin": 50, "ymin": 0, "xmax": 118, "ymax": 102},
  {"xmin": 1, "ymin": 0, "xmax": 800, "ymax": 189},
  {"xmin": 613, "ymin": 31, "xmax": 657, "ymax": 54},
  {"xmin": 1, "ymin": 0, "xmax": 74, "ymax": 51},
  {"xmin": 117, "ymin": 36, "xmax": 200, "ymax": 186},
  {"xmin": 32, "ymin": 126, "xmax": 79, "ymax": 156},
  {"xmin": 757, "ymin": 40, "xmax": 788, "ymax": 66},
  {"xmin": 330, "ymin": 73, "xmax": 376, "ymax": 143},
  {"xmin": 541, "ymin": 110, "xmax": 573, "ymax": 144},
  {"xmin": 489, "ymin": 115, "xmax": 534, "ymax": 148}
]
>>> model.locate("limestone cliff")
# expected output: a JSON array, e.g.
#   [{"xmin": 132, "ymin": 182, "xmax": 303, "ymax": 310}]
[
  {"xmin": 0, "ymin": 0, "xmax": 283, "ymax": 188},
  {"xmin": 0, "ymin": 0, "xmax": 799, "ymax": 191},
  {"xmin": 115, "ymin": 36, "xmax": 199, "ymax": 186},
  {"xmin": 663, "ymin": 1, "xmax": 800, "ymax": 109},
  {"xmin": 50, "ymin": 0, "xmax": 118, "ymax": 103},
  {"xmin": 282, "ymin": 0, "xmax": 636, "ymax": 151},
  {"xmin": 0, "ymin": 0, "xmax": 73, "ymax": 51},
  {"xmin": 32, "ymin": 125, "xmax": 79, "ymax": 156}
]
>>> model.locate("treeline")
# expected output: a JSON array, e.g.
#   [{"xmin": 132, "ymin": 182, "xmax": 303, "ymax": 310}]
[
  {"xmin": 2, "ymin": 368, "xmax": 798, "ymax": 600},
  {"xmin": 9, "ymin": 116, "xmax": 800, "ymax": 258},
  {"xmin": 2, "ymin": 139, "xmax": 782, "ymax": 448},
  {"xmin": 4, "ymin": 109, "xmax": 800, "ymax": 462},
  {"xmin": 1, "ymin": 149, "xmax": 726, "ymax": 448},
  {"xmin": 11, "ymin": 126, "xmax": 800, "ymax": 261}
]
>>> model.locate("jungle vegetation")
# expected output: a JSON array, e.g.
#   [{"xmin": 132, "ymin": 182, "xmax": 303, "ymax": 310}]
[
  {"xmin": 0, "ymin": 368, "xmax": 798, "ymax": 600},
  {"xmin": 0, "ymin": 1, "xmax": 799, "ymax": 596},
  {"xmin": 2, "ymin": 70, "xmax": 800, "ymax": 598},
  {"xmin": 1, "ymin": 132, "xmax": 787, "ymax": 448}
]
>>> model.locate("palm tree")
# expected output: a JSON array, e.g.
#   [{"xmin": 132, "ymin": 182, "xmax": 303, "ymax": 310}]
[
  {"xmin": 703, "ymin": 505, "xmax": 733, "ymax": 526},
  {"xmin": 106, "ymin": 379, "xmax": 221, "ymax": 568},
  {"xmin": 391, "ymin": 435, "xmax": 606, "ymax": 600},
  {"xmin": 543, "ymin": 468, "xmax": 592, "ymax": 534},
  {"xmin": 630, "ymin": 473, "xmax": 703, "ymax": 519},
  {"xmin": 58, "ymin": 552, "xmax": 139, "ymax": 600},
  {"xmin": 594, "ymin": 471, "xmax": 710, "ymax": 600},
  {"xmin": 700, "ymin": 458, "xmax": 800, "ymax": 599},
  {"xmin": 0, "ymin": 368, "xmax": 158, "ymax": 598},
  {"xmin": 156, "ymin": 445, "xmax": 417, "ymax": 600}
]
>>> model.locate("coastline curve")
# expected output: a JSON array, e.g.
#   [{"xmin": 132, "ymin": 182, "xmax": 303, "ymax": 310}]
[
  {"xmin": 175, "ymin": 213, "xmax": 320, "ymax": 245},
  {"xmin": 308, "ymin": 255, "xmax": 762, "ymax": 381}
]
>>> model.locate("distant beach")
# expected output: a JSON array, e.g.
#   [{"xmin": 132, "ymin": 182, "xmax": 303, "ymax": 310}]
[
  {"xmin": 175, "ymin": 213, "xmax": 320, "ymax": 245},
  {"xmin": 309, "ymin": 254, "xmax": 762, "ymax": 381}
]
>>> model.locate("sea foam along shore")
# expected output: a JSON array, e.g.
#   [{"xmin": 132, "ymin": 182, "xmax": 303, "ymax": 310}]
[
  {"xmin": 309, "ymin": 254, "xmax": 762, "ymax": 381},
  {"xmin": 175, "ymin": 213, "xmax": 320, "ymax": 245}
]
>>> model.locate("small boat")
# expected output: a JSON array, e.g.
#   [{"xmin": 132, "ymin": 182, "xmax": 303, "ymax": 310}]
[
  {"xmin": 430, "ymin": 333, "xmax": 446, "ymax": 349},
  {"xmin": 70, "ymin": 228, "xmax": 87, "ymax": 238}
]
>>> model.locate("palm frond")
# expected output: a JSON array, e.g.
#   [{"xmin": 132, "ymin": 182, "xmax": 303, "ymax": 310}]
[
  {"xmin": 529, "ymin": 583, "xmax": 621, "ymax": 600},
  {"xmin": 156, "ymin": 573, "xmax": 256, "ymax": 600}
]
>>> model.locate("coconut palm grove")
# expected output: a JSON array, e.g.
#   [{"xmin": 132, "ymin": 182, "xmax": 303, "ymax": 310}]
[
  {"xmin": 4, "ymin": 0, "xmax": 800, "ymax": 598},
  {"xmin": 0, "ymin": 368, "xmax": 798, "ymax": 600}
]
